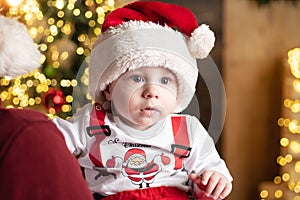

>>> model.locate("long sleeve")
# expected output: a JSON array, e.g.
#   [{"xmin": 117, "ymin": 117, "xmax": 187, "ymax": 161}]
[
  {"xmin": 52, "ymin": 103, "xmax": 93, "ymax": 155},
  {"xmin": 185, "ymin": 116, "xmax": 233, "ymax": 183}
]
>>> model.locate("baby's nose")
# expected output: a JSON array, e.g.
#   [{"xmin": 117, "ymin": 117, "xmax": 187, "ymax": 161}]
[{"xmin": 142, "ymin": 84, "xmax": 159, "ymax": 99}]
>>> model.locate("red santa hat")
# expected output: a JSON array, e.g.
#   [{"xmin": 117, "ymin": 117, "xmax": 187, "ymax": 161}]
[
  {"xmin": 0, "ymin": 16, "xmax": 41, "ymax": 77},
  {"xmin": 89, "ymin": 1, "xmax": 215, "ymax": 113},
  {"xmin": 124, "ymin": 148, "xmax": 146, "ymax": 163}
]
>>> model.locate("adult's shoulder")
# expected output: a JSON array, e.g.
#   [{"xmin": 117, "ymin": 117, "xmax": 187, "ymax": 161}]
[
  {"xmin": 0, "ymin": 108, "xmax": 49, "ymax": 124},
  {"xmin": 0, "ymin": 108, "xmax": 61, "ymax": 159}
]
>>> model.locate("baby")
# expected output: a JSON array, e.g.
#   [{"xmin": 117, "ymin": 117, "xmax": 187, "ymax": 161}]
[{"xmin": 53, "ymin": 1, "xmax": 232, "ymax": 200}]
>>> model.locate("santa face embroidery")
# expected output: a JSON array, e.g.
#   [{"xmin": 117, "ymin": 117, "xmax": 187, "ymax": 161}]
[{"xmin": 127, "ymin": 154, "xmax": 146, "ymax": 167}]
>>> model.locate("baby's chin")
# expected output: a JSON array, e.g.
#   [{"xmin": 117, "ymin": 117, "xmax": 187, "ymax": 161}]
[
  {"xmin": 126, "ymin": 117, "xmax": 161, "ymax": 131},
  {"xmin": 129, "ymin": 120, "xmax": 157, "ymax": 131}
]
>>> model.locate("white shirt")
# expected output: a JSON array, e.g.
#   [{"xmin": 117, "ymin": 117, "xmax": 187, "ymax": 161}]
[{"xmin": 53, "ymin": 103, "xmax": 232, "ymax": 196}]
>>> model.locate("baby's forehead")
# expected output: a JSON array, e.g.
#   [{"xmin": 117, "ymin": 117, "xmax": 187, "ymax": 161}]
[{"xmin": 126, "ymin": 66, "xmax": 176, "ymax": 76}]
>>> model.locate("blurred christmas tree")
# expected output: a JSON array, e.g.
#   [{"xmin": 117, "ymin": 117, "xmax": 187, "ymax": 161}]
[
  {"xmin": 259, "ymin": 48, "xmax": 300, "ymax": 199},
  {"xmin": 0, "ymin": 0, "xmax": 116, "ymax": 119}
]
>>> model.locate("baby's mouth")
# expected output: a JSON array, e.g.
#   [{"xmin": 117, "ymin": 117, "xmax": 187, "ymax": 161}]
[{"xmin": 140, "ymin": 106, "xmax": 158, "ymax": 113}]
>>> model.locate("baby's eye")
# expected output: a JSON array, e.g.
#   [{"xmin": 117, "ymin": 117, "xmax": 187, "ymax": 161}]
[
  {"xmin": 160, "ymin": 77, "xmax": 169, "ymax": 84},
  {"xmin": 131, "ymin": 75, "xmax": 144, "ymax": 83}
]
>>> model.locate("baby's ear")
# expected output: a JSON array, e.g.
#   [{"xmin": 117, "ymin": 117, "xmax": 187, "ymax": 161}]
[{"xmin": 103, "ymin": 86, "xmax": 112, "ymax": 101}]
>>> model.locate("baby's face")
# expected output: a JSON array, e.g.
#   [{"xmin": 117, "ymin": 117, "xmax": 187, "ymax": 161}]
[{"xmin": 105, "ymin": 67, "xmax": 178, "ymax": 130}]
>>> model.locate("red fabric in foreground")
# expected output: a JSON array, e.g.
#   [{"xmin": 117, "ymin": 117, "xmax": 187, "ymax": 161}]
[
  {"xmin": 102, "ymin": 186, "xmax": 190, "ymax": 200},
  {"xmin": 0, "ymin": 108, "xmax": 93, "ymax": 200}
]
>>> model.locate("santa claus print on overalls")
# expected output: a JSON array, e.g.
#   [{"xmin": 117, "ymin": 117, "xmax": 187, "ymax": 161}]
[
  {"xmin": 86, "ymin": 103, "xmax": 192, "ymax": 187},
  {"xmin": 106, "ymin": 148, "xmax": 171, "ymax": 188}
]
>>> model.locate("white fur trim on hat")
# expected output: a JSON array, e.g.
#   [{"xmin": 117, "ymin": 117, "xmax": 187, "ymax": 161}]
[
  {"xmin": 89, "ymin": 21, "xmax": 198, "ymax": 113},
  {"xmin": 0, "ymin": 16, "xmax": 41, "ymax": 77},
  {"xmin": 187, "ymin": 24, "xmax": 215, "ymax": 59}
]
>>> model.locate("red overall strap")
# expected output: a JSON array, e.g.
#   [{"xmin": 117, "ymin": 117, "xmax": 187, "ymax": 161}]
[
  {"xmin": 87, "ymin": 103, "xmax": 110, "ymax": 167},
  {"xmin": 171, "ymin": 116, "xmax": 191, "ymax": 170}
]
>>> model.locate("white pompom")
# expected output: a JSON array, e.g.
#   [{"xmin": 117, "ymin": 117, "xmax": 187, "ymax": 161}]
[
  {"xmin": 187, "ymin": 24, "xmax": 215, "ymax": 59},
  {"xmin": 0, "ymin": 16, "xmax": 41, "ymax": 77}
]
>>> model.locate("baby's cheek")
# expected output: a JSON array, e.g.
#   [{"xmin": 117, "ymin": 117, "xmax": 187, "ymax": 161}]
[{"xmin": 163, "ymin": 93, "xmax": 177, "ymax": 112}]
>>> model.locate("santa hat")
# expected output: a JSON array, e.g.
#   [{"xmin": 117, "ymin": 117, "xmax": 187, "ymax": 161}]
[
  {"xmin": 89, "ymin": 1, "xmax": 215, "ymax": 113},
  {"xmin": 0, "ymin": 16, "xmax": 41, "ymax": 77},
  {"xmin": 124, "ymin": 148, "xmax": 146, "ymax": 163}
]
